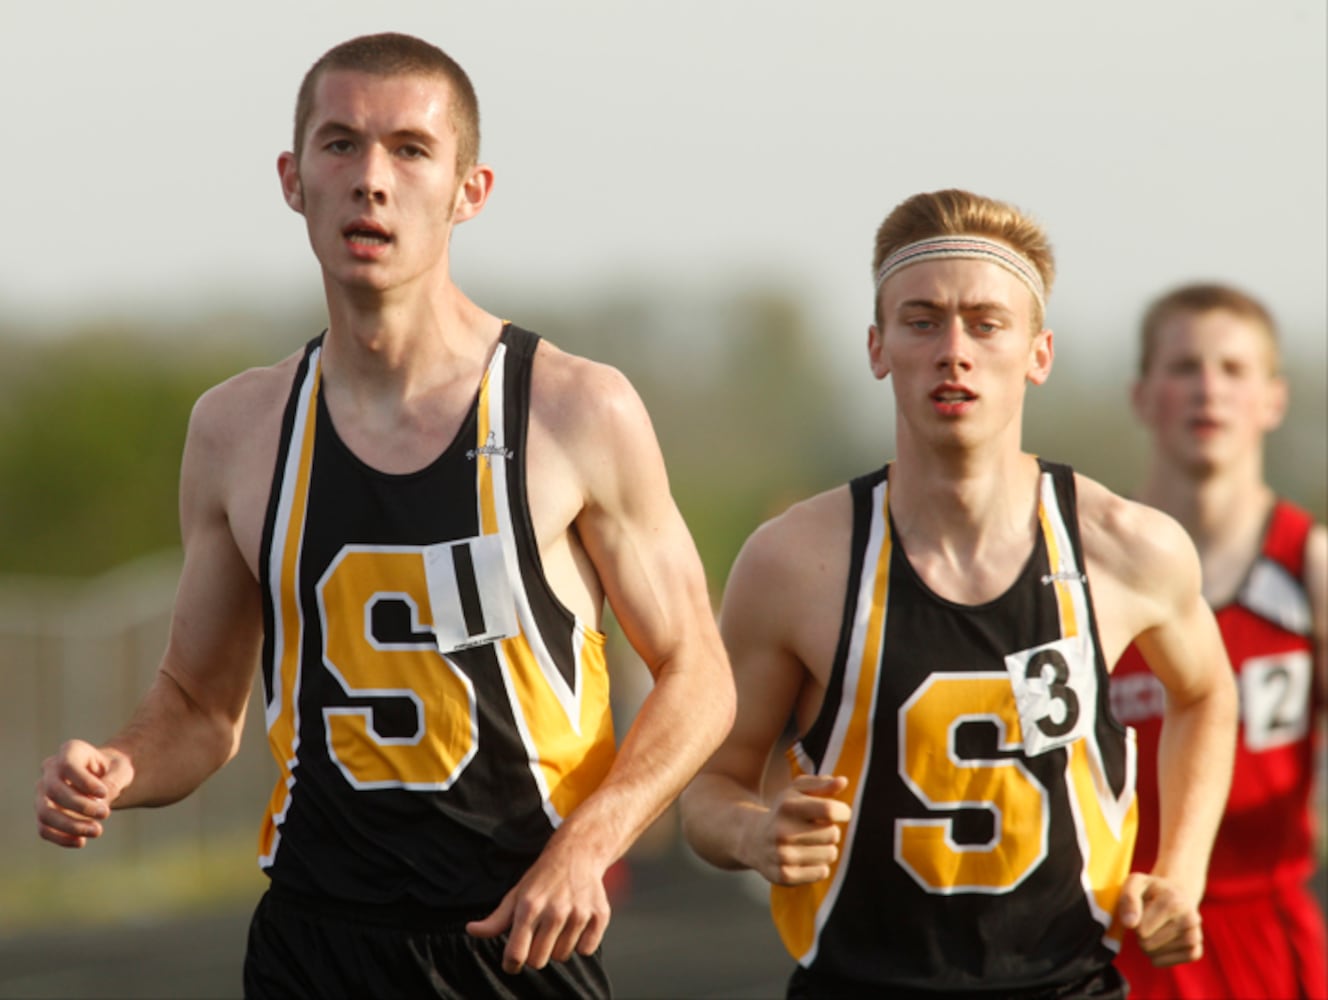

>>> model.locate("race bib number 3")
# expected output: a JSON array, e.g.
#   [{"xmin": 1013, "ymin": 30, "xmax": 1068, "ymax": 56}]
[
  {"xmin": 423, "ymin": 535, "xmax": 520, "ymax": 652},
  {"xmin": 1004, "ymin": 634, "xmax": 1096, "ymax": 757}
]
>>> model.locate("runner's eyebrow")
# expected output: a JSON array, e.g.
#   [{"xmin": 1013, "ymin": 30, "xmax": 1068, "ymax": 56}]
[
  {"xmin": 895, "ymin": 299, "xmax": 1015, "ymax": 316},
  {"xmin": 309, "ymin": 121, "xmax": 357, "ymax": 141},
  {"xmin": 309, "ymin": 122, "xmax": 442, "ymax": 146}
]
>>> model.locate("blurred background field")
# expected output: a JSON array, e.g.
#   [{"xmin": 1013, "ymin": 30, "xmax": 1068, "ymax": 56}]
[{"xmin": 1, "ymin": 0, "xmax": 1325, "ymax": 995}]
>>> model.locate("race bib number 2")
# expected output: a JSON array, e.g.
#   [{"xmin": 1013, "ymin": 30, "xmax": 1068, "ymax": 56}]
[{"xmin": 1241, "ymin": 651, "xmax": 1313, "ymax": 751}]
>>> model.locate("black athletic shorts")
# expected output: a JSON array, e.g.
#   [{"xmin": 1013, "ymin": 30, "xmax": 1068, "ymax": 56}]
[
  {"xmin": 243, "ymin": 884, "xmax": 612, "ymax": 999},
  {"xmin": 787, "ymin": 962, "xmax": 1127, "ymax": 1000}
]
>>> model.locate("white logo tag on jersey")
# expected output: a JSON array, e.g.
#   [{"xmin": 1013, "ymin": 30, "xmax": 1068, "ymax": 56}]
[
  {"xmin": 1004, "ymin": 633, "xmax": 1096, "ymax": 757},
  {"xmin": 1240, "ymin": 650, "xmax": 1312, "ymax": 751},
  {"xmin": 423, "ymin": 534, "xmax": 520, "ymax": 653}
]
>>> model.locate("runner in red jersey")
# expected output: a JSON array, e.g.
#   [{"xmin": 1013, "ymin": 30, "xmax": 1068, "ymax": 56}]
[{"xmin": 1111, "ymin": 283, "xmax": 1327, "ymax": 999}]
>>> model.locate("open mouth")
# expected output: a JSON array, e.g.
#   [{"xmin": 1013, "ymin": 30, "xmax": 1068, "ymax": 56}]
[
  {"xmin": 932, "ymin": 388, "xmax": 976, "ymax": 404},
  {"xmin": 343, "ymin": 221, "xmax": 393, "ymax": 247},
  {"xmin": 346, "ymin": 230, "xmax": 391, "ymax": 246}
]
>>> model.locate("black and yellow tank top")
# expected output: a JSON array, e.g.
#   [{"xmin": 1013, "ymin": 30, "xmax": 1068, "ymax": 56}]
[
  {"xmin": 256, "ymin": 324, "xmax": 616, "ymax": 912},
  {"xmin": 776, "ymin": 461, "xmax": 1136, "ymax": 992}
]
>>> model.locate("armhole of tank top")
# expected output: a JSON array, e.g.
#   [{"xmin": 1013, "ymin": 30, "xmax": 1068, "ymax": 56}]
[
  {"xmin": 799, "ymin": 468, "xmax": 883, "ymax": 765},
  {"xmin": 1271, "ymin": 500, "xmax": 1313, "ymax": 578},
  {"xmin": 1229, "ymin": 501, "xmax": 1308, "ymax": 611},
  {"xmin": 257, "ymin": 339, "xmax": 320, "ymax": 695},
  {"xmin": 502, "ymin": 326, "xmax": 604, "ymax": 642},
  {"xmin": 258, "ymin": 340, "xmax": 319, "ymax": 597},
  {"xmin": 1047, "ymin": 462, "xmax": 1130, "ymax": 741}
]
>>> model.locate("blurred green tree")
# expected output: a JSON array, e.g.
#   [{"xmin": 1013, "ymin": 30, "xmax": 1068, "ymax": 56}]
[{"xmin": 0, "ymin": 330, "xmax": 264, "ymax": 576}]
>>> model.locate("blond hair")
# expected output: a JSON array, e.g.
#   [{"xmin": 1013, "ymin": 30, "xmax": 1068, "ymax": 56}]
[{"xmin": 871, "ymin": 190, "xmax": 1055, "ymax": 327}]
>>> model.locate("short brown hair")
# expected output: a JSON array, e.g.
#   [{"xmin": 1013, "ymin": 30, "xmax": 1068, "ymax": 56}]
[
  {"xmin": 1138, "ymin": 283, "xmax": 1280, "ymax": 376},
  {"xmin": 871, "ymin": 189, "xmax": 1056, "ymax": 327},
  {"xmin": 293, "ymin": 33, "xmax": 480, "ymax": 171}
]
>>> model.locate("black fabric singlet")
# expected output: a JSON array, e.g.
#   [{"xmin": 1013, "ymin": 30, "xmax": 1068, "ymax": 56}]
[
  {"xmin": 255, "ymin": 324, "xmax": 616, "ymax": 914},
  {"xmin": 773, "ymin": 461, "xmax": 1137, "ymax": 995}
]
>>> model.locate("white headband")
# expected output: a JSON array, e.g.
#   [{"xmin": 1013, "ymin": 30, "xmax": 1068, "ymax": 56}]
[{"xmin": 874, "ymin": 235, "xmax": 1047, "ymax": 313}]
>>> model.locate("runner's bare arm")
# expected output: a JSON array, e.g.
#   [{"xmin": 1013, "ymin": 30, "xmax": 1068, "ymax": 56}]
[
  {"xmin": 467, "ymin": 358, "xmax": 735, "ymax": 972},
  {"xmin": 1305, "ymin": 524, "xmax": 1327, "ymax": 855},
  {"xmin": 1306, "ymin": 524, "xmax": 1327, "ymax": 709},
  {"xmin": 35, "ymin": 380, "xmax": 265, "ymax": 845},
  {"xmin": 1086, "ymin": 486, "xmax": 1238, "ymax": 964},
  {"xmin": 681, "ymin": 500, "xmax": 852, "ymax": 885},
  {"xmin": 1128, "ymin": 507, "xmax": 1237, "ymax": 903}
]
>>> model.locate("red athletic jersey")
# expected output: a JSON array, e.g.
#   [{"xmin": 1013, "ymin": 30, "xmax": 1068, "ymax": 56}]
[{"xmin": 1110, "ymin": 500, "xmax": 1321, "ymax": 896}]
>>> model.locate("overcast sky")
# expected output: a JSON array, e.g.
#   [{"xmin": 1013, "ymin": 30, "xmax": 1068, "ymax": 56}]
[{"xmin": 4, "ymin": 0, "xmax": 1324, "ymax": 396}]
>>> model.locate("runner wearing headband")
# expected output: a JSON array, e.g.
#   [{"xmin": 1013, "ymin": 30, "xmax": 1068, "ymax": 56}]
[{"xmin": 680, "ymin": 189, "xmax": 1238, "ymax": 998}]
